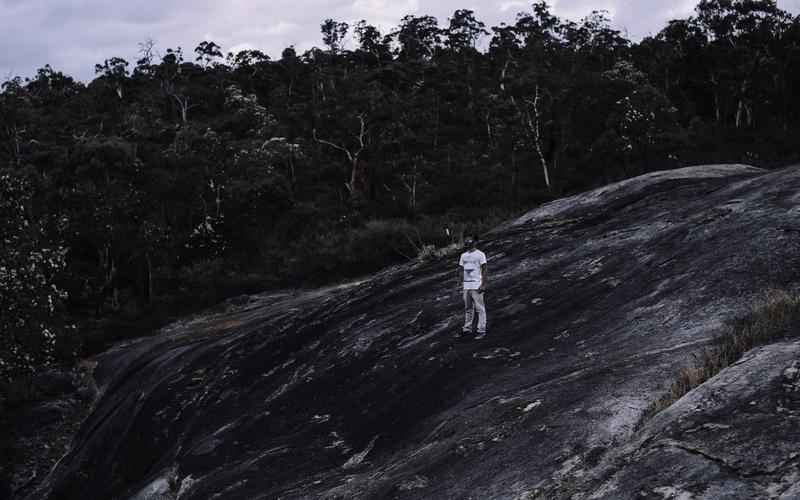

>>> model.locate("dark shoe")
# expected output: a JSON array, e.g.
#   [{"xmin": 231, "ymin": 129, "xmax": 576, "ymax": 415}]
[{"xmin": 474, "ymin": 332, "xmax": 487, "ymax": 340}]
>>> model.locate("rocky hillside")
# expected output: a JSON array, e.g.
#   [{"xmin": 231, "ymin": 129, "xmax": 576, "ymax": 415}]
[{"xmin": 24, "ymin": 164, "xmax": 800, "ymax": 499}]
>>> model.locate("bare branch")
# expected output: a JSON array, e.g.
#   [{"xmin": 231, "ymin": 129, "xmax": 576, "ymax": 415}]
[
  {"xmin": 314, "ymin": 115, "xmax": 369, "ymax": 197},
  {"xmin": 523, "ymin": 85, "xmax": 551, "ymax": 189},
  {"xmin": 355, "ymin": 114, "xmax": 366, "ymax": 152},
  {"xmin": 500, "ymin": 59, "xmax": 511, "ymax": 93},
  {"xmin": 258, "ymin": 136, "xmax": 285, "ymax": 152},
  {"xmin": 313, "ymin": 128, "xmax": 355, "ymax": 163}
]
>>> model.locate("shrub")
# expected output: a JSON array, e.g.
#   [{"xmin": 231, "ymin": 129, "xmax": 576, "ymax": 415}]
[
  {"xmin": 352, "ymin": 219, "xmax": 419, "ymax": 262},
  {"xmin": 0, "ymin": 173, "xmax": 74, "ymax": 386},
  {"xmin": 644, "ymin": 290, "xmax": 800, "ymax": 420},
  {"xmin": 417, "ymin": 242, "xmax": 462, "ymax": 261}
]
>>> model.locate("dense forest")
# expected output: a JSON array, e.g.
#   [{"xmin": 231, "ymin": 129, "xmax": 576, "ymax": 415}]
[{"xmin": 2, "ymin": 0, "xmax": 800, "ymax": 391}]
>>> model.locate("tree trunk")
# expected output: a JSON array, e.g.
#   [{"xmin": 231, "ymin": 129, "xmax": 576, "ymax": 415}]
[
  {"xmin": 410, "ymin": 161, "xmax": 417, "ymax": 212},
  {"xmin": 433, "ymin": 96, "xmax": 440, "ymax": 151},
  {"xmin": 735, "ymin": 99, "xmax": 744, "ymax": 129},
  {"xmin": 485, "ymin": 111, "xmax": 493, "ymax": 146},
  {"xmin": 97, "ymin": 245, "xmax": 118, "ymax": 315},
  {"xmin": 711, "ymin": 74, "xmax": 721, "ymax": 123},
  {"xmin": 348, "ymin": 157, "xmax": 369, "ymax": 202},
  {"xmin": 145, "ymin": 252, "xmax": 154, "ymax": 304},
  {"xmin": 530, "ymin": 85, "xmax": 551, "ymax": 190},
  {"xmin": 287, "ymin": 148, "xmax": 297, "ymax": 195},
  {"xmin": 401, "ymin": 160, "xmax": 419, "ymax": 212},
  {"xmin": 511, "ymin": 149, "xmax": 519, "ymax": 207},
  {"xmin": 735, "ymin": 80, "xmax": 749, "ymax": 129}
]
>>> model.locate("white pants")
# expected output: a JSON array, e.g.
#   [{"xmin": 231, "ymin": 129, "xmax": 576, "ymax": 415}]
[{"xmin": 463, "ymin": 290, "xmax": 487, "ymax": 333}]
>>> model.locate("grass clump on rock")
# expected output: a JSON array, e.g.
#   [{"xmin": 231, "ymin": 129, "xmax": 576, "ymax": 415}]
[{"xmin": 646, "ymin": 290, "xmax": 800, "ymax": 419}]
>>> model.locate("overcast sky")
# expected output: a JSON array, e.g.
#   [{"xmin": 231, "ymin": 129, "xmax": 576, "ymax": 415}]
[{"xmin": 3, "ymin": 0, "xmax": 800, "ymax": 83}]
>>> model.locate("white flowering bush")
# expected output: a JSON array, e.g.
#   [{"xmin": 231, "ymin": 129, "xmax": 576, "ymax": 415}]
[
  {"xmin": 185, "ymin": 213, "xmax": 227, "ymax": 257},
  {"xmin": 0, "ymin": 173, "xmax": 72, "ymax": 382},
  {"xmin": 595, "ymin": 61, "xmax": 679, "ymax": 164},
  {"xmin": 225, "ymin": 84, "xmax": 277, "ymax": 137}
]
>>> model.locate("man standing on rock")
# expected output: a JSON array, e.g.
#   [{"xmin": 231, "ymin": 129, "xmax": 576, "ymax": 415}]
[{"xmin": 457, "ymin": 235, "xmax": 488, "ymax": 339}]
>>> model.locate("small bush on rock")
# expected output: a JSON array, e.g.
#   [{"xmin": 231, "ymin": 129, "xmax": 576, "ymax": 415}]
[{"xmin": 645, "ymin": 290, "xmax": 800, "ymax": 419}]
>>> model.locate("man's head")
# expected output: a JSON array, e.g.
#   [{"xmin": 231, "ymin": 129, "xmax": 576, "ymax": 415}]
[{"xmin": 465, "ymin": 234, "xmax": 479, "ymax": 250}]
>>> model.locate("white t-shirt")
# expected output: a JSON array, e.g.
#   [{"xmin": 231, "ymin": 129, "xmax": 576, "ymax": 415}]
[{"xmin": 459, "ymin": 249, "xmax": 487, "ymax": 290}]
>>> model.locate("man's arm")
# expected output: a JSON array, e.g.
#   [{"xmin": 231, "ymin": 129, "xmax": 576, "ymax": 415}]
[
  {"xmin": 456, "ymin": 254, "xmax": 464, "ymax": 290},
  {"xmin": 479, "ymin": 263, "xmax": 488, "ymax": 292}
]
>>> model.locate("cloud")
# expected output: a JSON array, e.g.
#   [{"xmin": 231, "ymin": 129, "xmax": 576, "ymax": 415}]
[
  {"xmin": 499, "ymin": 0, "xmax": 527, "ymax": 13},
  {"xmin": 352, "ymin": 0, "xmax": 420, "ymax": 20},
  {"xmin": 665, "ymin": 0, "xmax": 698, "ymax": 18},
  {"xmin": 265, "ymin": 22, "xmax": 300, "ymax": 36},
  {"xmin": 227, "ymin": 42, "xmax": 257, "ymax": 55},
  {"xmin": 550, "ymin": 0, "xmax": 618, "ymax": 21},
  {"xmin": 349, "ymin": 0, "xmax": 420, "ymax": 36}
]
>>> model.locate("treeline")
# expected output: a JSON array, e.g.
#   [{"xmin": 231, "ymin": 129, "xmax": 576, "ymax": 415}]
[{"xmin": 2, "ymin": 0, "xmax": 799, "ymax": 385}]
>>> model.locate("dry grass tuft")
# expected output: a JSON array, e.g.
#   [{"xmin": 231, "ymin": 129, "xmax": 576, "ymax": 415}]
[
  {"xmin": 417, "ymin": 242, "xmax": 463, "ymax": 261},
  {"xmin": 643, "ymin": 289, "xmax": 800, "ymax": 420}
]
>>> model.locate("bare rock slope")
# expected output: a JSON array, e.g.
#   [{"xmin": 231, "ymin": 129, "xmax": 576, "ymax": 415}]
[{"xmin": 29, "ymin": 164, "xmax": 800, "ymax": 499}]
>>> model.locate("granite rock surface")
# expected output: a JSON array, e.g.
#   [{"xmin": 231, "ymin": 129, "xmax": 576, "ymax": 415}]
[{"xmin": 26, "ymin": 164, "xmax": 800, "ymax": 499}]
